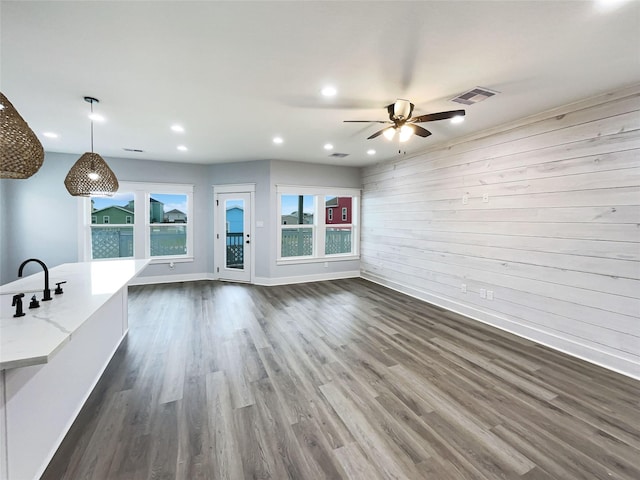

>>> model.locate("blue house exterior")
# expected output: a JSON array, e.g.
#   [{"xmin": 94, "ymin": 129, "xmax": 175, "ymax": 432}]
[{"xmin": 226, "ymin": 206, "xmax": 244, "ymax": 233}]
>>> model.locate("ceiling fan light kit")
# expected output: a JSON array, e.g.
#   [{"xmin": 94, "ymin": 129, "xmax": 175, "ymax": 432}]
[
  {"xmin": 344, "ymin": 97, "xmax": 465, "ymax": 142},
  {"xmin": 64, "ymin": 96, "xmax": 119, "ymax": 197},
  {"xmin": 0, "ymin": 92, "xmax": 45, "ymax": 179}
]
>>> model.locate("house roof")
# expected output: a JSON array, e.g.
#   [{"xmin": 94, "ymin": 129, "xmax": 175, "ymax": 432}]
[
  {"xmin": 166, "ymin": 209, "xmax": 185, "ymax": 215},
  {"xmin": 2, "ymin": 1, "xmax": 638, "ymax": 167},
  {"xmin": 92, "ymin": 205, "xmax": 133, "ymax": 215}
]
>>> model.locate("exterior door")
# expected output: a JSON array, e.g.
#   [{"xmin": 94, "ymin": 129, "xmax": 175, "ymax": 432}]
[{"xmin": 216, "ymin": 192, "xmax": 252, "ymax": 282}]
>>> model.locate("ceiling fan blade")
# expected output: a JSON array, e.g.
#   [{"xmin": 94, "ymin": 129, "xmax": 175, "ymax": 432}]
[
  {"xmin": 410, "ymin": 109, "xmax": 465, "ymax": 123},
  {"xmin": 344, "ymin": 120, "xmax": 392, "ymax": 124},
  {"xmin": 367, "ymin": 128, "xmax": 390, "ymax": 140},
  {"xmin": 412, "ymin": 125, "xmax": 432, "ymax": 137}
]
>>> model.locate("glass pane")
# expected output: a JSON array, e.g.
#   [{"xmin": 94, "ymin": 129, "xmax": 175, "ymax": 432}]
[
  {"xmin": 225, "ymin": 199, "xmax": 244, "ymax": 269},
  {"xmin": 150, "ymin": 193, "xmax": 188, "ymax": 224},
  {"xmin": 91, "ymin": 192, "xmax": 134, "ymax": 224},
  {"xmin": 281, "ymin": 227, "xmax": 313, "ymax": 257},
  {"xmin": 150, "ymin": 225, "xmax": 187, "ymax": 256},
  {"xmin": 325, "ymin": 196, "xmax": 351, "ymax": 225},
  {"xmin": 281, "ymin": 195, "xmax": 314, "ymax": 225},
  {"xmin": 325, "ymin": 227, "xmax": 352, "ymax": 255},
  {"xmin": 91, "ymin": 226, "xmax": 134, "ymax": 259}
]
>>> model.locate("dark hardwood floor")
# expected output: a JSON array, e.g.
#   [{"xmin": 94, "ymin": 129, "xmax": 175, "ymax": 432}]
[{"xmin": 42, "ymin": 279, "xmax": 640, "ymax": 479}]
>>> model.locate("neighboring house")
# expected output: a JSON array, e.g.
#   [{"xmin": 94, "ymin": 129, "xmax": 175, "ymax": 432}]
[
  {"xmin": 282, "ymin": 211, "xmax": 313, "ymax": 225},
  {"xmin": 165, "ymin": 209, "xmax": 187, "ymax": 223},
  {"xmin": 91, "ymin": 205, "xmax": 134, "ymax": 225},
  {"xmin": 325, "ymin": 196, "xmax": 352, "ymax": 224},
  {"xmin": 226, "ymin": 206, "xmax": 244, "ymax": 233},
  {"xmin": 149, "ymin": 197, "xmax": 164, "ymax": 223}
]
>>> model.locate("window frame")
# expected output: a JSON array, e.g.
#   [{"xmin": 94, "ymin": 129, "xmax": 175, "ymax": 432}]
[
  {"xmin": 276, "ymin": 185, "xmax": 360, "ymax": 265},
  {"xmin": 79, "ymin": 181, "xmax": 194, "ymax": 264}
]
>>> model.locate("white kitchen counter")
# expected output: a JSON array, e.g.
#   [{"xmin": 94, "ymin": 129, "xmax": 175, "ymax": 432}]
[
  {"xmin": 0, "ymin": 259, "xmax": 149, "ymax": 370},
  {"xmin": 0, "ymin": 259, "xmax": 149, "ymax": 480}
]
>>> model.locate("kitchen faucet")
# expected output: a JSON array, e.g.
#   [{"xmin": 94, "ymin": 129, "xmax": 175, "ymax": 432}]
[{"xmin": 18, "ymin": 258, "xmax": 52, "ymax": 301}]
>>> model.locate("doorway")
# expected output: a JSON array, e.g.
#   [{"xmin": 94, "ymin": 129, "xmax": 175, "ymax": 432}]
[{"xmin": 214, "ymin": 186, "xmax": 255, "ymax": 283}]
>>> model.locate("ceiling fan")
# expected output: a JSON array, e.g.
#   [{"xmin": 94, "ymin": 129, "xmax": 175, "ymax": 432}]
[{"xmin": 344, "ymin": 99, "xmax": 465, "ymax": 142}]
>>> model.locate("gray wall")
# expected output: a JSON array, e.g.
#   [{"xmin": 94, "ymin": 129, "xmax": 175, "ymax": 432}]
[
  {"xmin": 1, "ymin": 152, "xmax": 79, "ymax": 282},
  {"xmin": 268, "ymin": 160, "xmax": 362, "ymax": 280},
  {"xmin": 209, "ymin": 160, "xmax": 271, "ymax": 278},
  {"xmin": 1, "ymin": 154, "xmax": 362, "ymax": 284}
]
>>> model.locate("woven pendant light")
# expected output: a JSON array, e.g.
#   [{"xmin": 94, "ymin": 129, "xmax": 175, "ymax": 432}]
[
  {"xmin": 64, "ymin": 96, "xmax": 118, "ymax": 197},
  {"xmin": 0, "ymin": 92, "xmax": 45, "ymax": 179}
]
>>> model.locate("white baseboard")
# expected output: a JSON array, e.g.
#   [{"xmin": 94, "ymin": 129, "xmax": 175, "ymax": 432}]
[
  {"xmin": 128, "ymin": 272, "xmax": 214, "ymax": 286},
  {"xmin": 255, "ymin": 270, "xmax": 360, "ymax": 286},
  {"xmin": 361, "ymin": 272, "xmax": 640, "ymax": 381}
]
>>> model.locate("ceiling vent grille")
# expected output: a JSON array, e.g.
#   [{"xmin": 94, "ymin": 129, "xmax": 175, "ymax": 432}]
[
  {"xmin": 451, "ymin": 87, "xmax": 499, "ymax": 105},
  {"xmin": 329, "ymin": 152, "xmax": 349, "ymax": 158}
]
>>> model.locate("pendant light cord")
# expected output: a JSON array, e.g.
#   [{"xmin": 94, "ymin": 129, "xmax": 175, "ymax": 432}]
[{"xmin": 90, "ymin": 100, "xmax": 94, "ymax": 153}]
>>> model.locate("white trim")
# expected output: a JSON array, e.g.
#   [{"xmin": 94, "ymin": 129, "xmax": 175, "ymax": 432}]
[
  {"xmin": 277, "ymin": 254, "xmax": 359, "ymax": 266},
  {"xmin": 361, "ymin": 271, "xmax": 640, "ymax": 381},
  {"xmin": 254, "ymin": 270, "xmax": 360, "ymax": 286},
  {"xmin": 212, "ymin": 186, "xmax": 256, "ymax": 284},
  {"xmin": 213, "ymin": 183, "xmax": 256, "ymax": 194},
  {"xmin": 276, "ymin": 188, "xmax": 360, "ymax": 263},
  {"xmin": 276, "ymin": 184, "xmax": 361, "ymax": 197}
]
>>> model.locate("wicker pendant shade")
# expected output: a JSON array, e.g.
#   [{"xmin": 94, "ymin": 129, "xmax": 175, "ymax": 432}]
[
  {"xmin": 0, "ymin": 92, "xmax": 45, "ymax": 179},
  {"xmin": 64, "ymin": 152, "xmax": 119, "ymax": 196},
  {"xmin": 65, "ymin": 96, "xmax": 118, "ymax": 197}
]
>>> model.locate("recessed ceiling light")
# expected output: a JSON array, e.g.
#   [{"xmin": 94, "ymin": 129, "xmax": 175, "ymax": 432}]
[
  {"xmin": 171, "ymin": 124, "xmax": 184, "ymax": 133},
  {"xmin": 324, "ymin": 143, "xmax": 334, "ymax": 150},
  {"xmin": 43, "ymin": 132, "xmax": 59, "ymax": 139},
  {"xmin": 595, "ymin": 0, "xmax": 628, "ymax": 12},
  {"xmin": 321, "ymin": 86, "xmax": 337, "ymax": 97},
  {"xmin": 367, "ymin": 149, "xmax": 376, "ymax": 155},
  {"xmin": 273, "ymin": 136, "xmax": 283, "ymax": 144},
  {"xmin": 88, "ymin": 113, "xmax": 105, "ymax": 122},
  {"xmin": 451, "ymin": 115, "xmax": 465, "ymax": 124},
  {"xmin": 177, "ymin": 145, "xmax": 188, "ymax": 151}
]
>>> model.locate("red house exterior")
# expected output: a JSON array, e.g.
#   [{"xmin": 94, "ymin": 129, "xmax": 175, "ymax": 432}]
[{"xmin": 325, "ymin": 197, "xmax": 352, "ymax": 224}]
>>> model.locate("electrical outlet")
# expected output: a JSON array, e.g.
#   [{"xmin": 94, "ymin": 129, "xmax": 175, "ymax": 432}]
[
  {"xmin": 480, "ymin": 288, "xmax": 486, "ymax": 298},
  {"xmin": 462, "ymin": 194, "xmax": 469, "ymax": 205},
  {"xmin": 482, "ymin": 193, "xmax": 489, "ymax": 203},
  {"xmin": 461, "ymin": 283, "xmax": 467, "ymax": 293},
  {"xmin": 487, "ymin": 290, "xmax": 494, "ymax": 300},
  {"xmin": 324, "ymin": 262, "xmax": 329, "ymax": 268}
]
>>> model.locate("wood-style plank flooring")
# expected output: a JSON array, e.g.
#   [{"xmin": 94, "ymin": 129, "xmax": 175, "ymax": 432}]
[{"xmin": 43, "ymin": 279, "xmax": 640, "ymax": 479}]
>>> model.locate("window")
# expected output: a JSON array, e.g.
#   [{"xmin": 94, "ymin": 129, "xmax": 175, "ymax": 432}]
[
  {"xmin": 89, "ymin": 194, "xmax": 134, "ymax": 259},
  {"xmin": 277, "ymin": 185, "xmax": 359, "ymax": 264},
  {"xmin": 80, "ymin": 182, "xmax": 194, "ymax": 263},
  {"xmin": 149, "ymin": 193, "xmax": 189, "ymax": 257}
]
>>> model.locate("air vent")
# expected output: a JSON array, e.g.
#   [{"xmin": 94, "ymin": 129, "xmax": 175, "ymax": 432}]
[
  {"xmin": 451, "ymin": 87, "xmax": 499, "ymax": 105},
  {"xmin": 123, "ymin": 148, "xmax": 144, "ymax": 153},
  {"xmin": 328, "ymin": 152, "xmax": 349, "ymax": 158}
]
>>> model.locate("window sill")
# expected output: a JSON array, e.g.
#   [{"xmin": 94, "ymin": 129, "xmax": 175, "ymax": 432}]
[
  {"xmin": 276, "ymin": 254, "xmax": 359, "ymax": 266},
  {"xmin": 149, "ymin": 256, "xmax": 194, "ymax": 265}
]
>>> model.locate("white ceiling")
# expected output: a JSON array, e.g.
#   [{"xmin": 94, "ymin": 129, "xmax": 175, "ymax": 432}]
[{"xmin": 2, "ymin": 1, "xmax": 639, "ymax": 168}]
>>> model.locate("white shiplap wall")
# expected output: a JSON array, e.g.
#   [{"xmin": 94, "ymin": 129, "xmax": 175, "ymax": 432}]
[{"xmin": 361, "ymin": 84, "xmax": 640, "ymax": 379}]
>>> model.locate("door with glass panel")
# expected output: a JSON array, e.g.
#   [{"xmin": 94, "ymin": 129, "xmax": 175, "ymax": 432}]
[{"xmin": 216, "ymin": 192, "xmax": 252, "ymax": 282}]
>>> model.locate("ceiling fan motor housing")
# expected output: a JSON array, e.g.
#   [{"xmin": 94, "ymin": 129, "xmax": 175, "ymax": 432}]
[{"xmin": 391, "ymin": 99, "xmax": 414, "ymax": 120}]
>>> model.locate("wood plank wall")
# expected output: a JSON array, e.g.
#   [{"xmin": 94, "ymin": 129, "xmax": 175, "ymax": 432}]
[{"xmin": 361, "ymin": 84, "xmax": 640, "ymax": 379}]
